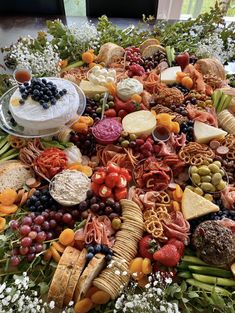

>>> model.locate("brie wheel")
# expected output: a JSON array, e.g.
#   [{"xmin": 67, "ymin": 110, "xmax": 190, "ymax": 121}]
[{"xmin": 9, "ymin": 78, "xmax": 80, "ymax": 130}]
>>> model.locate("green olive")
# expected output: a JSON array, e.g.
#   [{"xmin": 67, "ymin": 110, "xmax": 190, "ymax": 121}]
[
  {"xmin": 105, "ymin": 104, "xmax": 109, "ymax": 110},
  {"xmin": 219, "ymin": 169, "xmax": 225, "ymax": 176},
  {"xmin": 211, "ymin": 173, "xmax": 222, "ymax": 186},
  {"xmin": 118, "ymin": 137, "xmax": 124, "ymax": 143},
  {"xmin": 99, "ymin": 98, "xmax": 104, "ymax": 104},
  {"xmin": 129, "ymin": 133, "xmax": 137, "ymax": 141},
  {"xmin": 198, "ymin": 166, "xmax": 211, "ymax": 176},
  {"xmin": 192, "ymin": 173, "xmax": 201, "ymax": 185},
  {"xmin": 208, "ymin": 164, "xmax": 220, "ymax": 173},
  {"xmin": 121, "ymin": 131, "xmax": 129, "ymax": 138},
  {"xmin": 108, "ymin": 95, "xmax": 114, "ymax": 101},
  {"xmin": 213, "ymin": 161, "xmax": 222, "ymax": 168},
  {"xmin": 205, "ymin": 100, "xmax": 212, "ymax": 105},
  {"xmin": 201, "ymin": 175, "xmax": 212, "ymax": 183},
  {"xmin": 190, "ymin": 166, "xmax": 198, "ymax": 174},
  {"xmin": 207, "ymin": 158, "xmax": 213, "ymax": 163},
  {"xmin": 96, "ymin": 107, "xmax": 102, "ymax": 114},
  {"xmin": 202, "ymin": 160, "xmax": 210, "ymax": 165},
  {"xmin": 186, "ymin": 185, "xmax": 195, "ymax": 191},
  {"xmin": 108, "ymin": 101, "xmax": 114, "ymax": 107},
  {"xmin": 216, "ymin": 180, "xmax": 227, "ymax": 191},
  {"xmin": 121, "ymin": 140, "xmax": 130, "ymax": 148},
  {"xmin": 204, "ymin": 194, "xmax": 213, "ymax": 201},
  {"xmin": 94, "ymin": 94, "xmax": 101, "ymax": 101},
  {"xmin": 201, "ymin": 182, "xmax": 214, "ymax": 192},
  {"xmin": 194, "ymin": 187, "xmax": 204, "ymax": 196}
]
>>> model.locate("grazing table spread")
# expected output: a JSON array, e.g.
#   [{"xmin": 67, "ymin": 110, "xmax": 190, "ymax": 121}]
[{"xmin": 0, "ymin": 4, "xmax": 235, "ymax": 313}]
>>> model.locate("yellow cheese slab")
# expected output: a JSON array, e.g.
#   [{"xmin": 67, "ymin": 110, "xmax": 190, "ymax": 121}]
[
  {"xmin": 79, "ymin": 80, "xmax": 108, "ymax": 98},
  {"xmin": 194, "ymin": 120, "xmax": 227, "ymax": 144},
  {"xmin": 182, "ymin": 188, "xmax": 219, "ymax": 220},
  {"xmin": 122, "ymin": 111, "xmax": 156, "ymax": 136}
]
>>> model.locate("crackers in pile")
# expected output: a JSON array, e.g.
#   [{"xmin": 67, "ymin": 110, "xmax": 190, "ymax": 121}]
[{"xmin": 93, "ymin": 199, "xmax": 144, "ymax": 299}]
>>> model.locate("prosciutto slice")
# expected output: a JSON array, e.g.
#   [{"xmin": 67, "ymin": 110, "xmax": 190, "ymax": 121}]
[
  {"xmin": 217, "ymin": 218, "xmax": 235, "ymax": 233},
  {"xmin": 162, "ymin": 211, "xmax": 190, "ymax": 245},
  {"xmin": 221, "ymin": 185, "xmax": 235, "ymax": 210}
]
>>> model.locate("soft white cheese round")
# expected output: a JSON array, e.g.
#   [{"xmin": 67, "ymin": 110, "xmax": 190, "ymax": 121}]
[
  {"xmin": 117, "ymin": 78, "xmax": 143, "ymax": 101},
  {"xmin": 9, "ymin": 78, "xmax": 80, "ymax": 130}
]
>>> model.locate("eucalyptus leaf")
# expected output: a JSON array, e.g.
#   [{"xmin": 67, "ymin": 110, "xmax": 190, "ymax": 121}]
[{"xmin": 38, "ymin": 281, "xmax": 49, "ymax": 295}]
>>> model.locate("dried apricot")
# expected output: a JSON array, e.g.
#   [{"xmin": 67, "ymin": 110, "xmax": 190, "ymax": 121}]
[
  {"xmin": 181, "ymin": 76, "xmax": 193, "ymax": 89},
  {"xmin": 172, "ymin": 185, "xmax": 183, "ymax": 202},
  {"xmin": 80, "ymin": 166, "xmax": 93, "ymax": 177},
  {"xmin": 59, "ymin": 228, "xmax": 75, "ymax": 246},
  {"xmin": 131, "ymin": 94, "xmax": 142, "ymax": 103},
  {"xmin": 50, "ymin": 246, "xmax": 61, "ymax": 263},
  {"xmin": 71, "ymin": 122, "xmax": 89, "ymax": 133},
  {"xmin": 52, "ymin": 241, "xmax": 65, "ymax": 253},
  {"xmin": 129, "ymin": 257, "xmax": 144, "ymax": 280},
  {"xmin": 74, "ymin": 298, "xmax": 93, "ymax": 313},
  {"xmin": 43, "ymin": 249, "xmax": 52, "ymax": 261},
  {"xmin": 172, "ymin": 201, "xmax": 181, "ymax": 211},
  {"xmin": 105, "ymin": 82, "xmax": 117, "ymax": 96},
  {"xmin": 0, "ymin": 204, "xmax": 18, "ymax": 215},
  {"xmin": 0, "ymin": 188, "xmax": 18, "ymax": 205},
  {"xmin": 82, "ymin": 51, "xmax": 95, "ymax": 64},
  {"xmin": 91, "ymin": 290, "xmax": 111, "ymax": 304},
  {"xmin": 176, "ymin": 71, "xmax": 186, "ymax": 82},
  {"xmin": 79, "ymin": 116, "xmax": 94, "ymax": 126},
  {"xmin": 142, "ymin": 258, "xmax": 152, "ymax": 275},
  {"xmin": 85, "ymin": 286, "xmax": 100, "ymax": 298},
  {"xmin": 67, "ymin": 163, "xmax": 84, "ymax": 171},
  {"xmin": 0, "ymin": 217, "xmax": 6, "ymax": 231}
]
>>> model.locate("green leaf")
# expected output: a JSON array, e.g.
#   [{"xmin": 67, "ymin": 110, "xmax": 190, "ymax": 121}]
[
  {"xmin": 38, "ymin": 281, "xmax": 49, "ymax": 295},
  {"xmin": 180, "ymin": 280, "xmax": 187, "ymax": 292},
  {"xmin": 187, "ymin": 291, "xmax": 200, "ymax": 299}
]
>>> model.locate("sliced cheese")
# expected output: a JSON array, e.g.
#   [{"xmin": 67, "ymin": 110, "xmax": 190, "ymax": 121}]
[
  {"xmin": 160, "ymin": 66, "xmax": 181, "ymax": 85},
  {"xmin": 182, "ymin": 188, "xmax": 219, "ymax": 220},
  {"xmin": 194, "ymin": 120, "xmax": 227, "ymax": 144},
  {"xmin": 122, "ymin": 111, "xmax": 156, "ymax": 136},
  {"xmin": 79, "ymin": 80, "xmax": 108, "ymax": 97}
]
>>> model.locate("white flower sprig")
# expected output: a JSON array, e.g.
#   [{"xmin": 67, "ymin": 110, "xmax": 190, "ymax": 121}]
[{"xmin": 0, "ymin": 272, "xmax": 73, "ymax": 313}]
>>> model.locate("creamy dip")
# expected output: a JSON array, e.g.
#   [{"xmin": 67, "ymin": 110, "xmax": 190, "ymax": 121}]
[{"xmin": 117, "ymin": 78, "xmax": 143, "ymax": 101}]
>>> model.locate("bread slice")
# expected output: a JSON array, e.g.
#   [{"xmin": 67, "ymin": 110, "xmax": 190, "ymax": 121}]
[
  {"xmin": 63, "ymin": 248, "xmax": 87, "ymax": 306},
  {"xmin": 48, "ymin": 246, "xmax": 80, "ymax": 308},
  {"xmin": 0, "ymin": 160, "xmax": 34, "ymax": 192},
  {"xmin": 142, "ymin": 44, "xmax": 166, "ymax": 58},
  {"xmin": 97, "ymin": 42, "xmax": 124, "ymax": 65},
  {"xmin": 74, "ymin": 253, "xmax": 106, "ymax": 303},
  {"xmin": 139, "ymin": 38, "xmax": 160, "ymax": 54}
]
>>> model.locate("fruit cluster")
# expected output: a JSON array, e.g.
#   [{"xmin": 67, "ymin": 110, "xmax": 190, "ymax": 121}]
[
  {"xmin": 9, "ymin": 208, "xmax": 78, "ymax": 265},
  {"xmin": 172, "ymin": 83, "xmax": 190, "ymax": 95},
  {"xmin": 180, "ymin": 120, "xmax": 194, "ymax": 142},
  {"xmin": 184, "ymin": 91, "xmax": 213, "ymax": 108},
  {"xmin": 70, "ymin": 131, "xmax": 96, "ymax": 157},
  {"xmin": 125, "ymin": 46, "xmax": 142, "ymax": 65},
  {"xmin": 131, "ymin": 135, "xmax": 156, "ymax": 159},
  {"xmin": 78, "ymin": 191, "xmax": 122, "ymax": 219},
  {"xmin": 86, "ymin": 244, "xmax": 113, "ymax": 261},
  {"xmin": 91, "ymin": 162, "xmax": 131, "ymax": 201},
  {"xmin": 127, "ymin": 64, "xmax": 145, "ymax": 77},
  {"xmin": 142, "ymin": 51, "xmax": 167, "ymax": 71},
  {"xmin": 19, "ymin": 78, "xmax": 67, "ymax": 109},
  {"xmin": 25, "ymin": 188, "xmax": 57, "ymax": 212},
  {"xmin": 118, "ymin": 131, "xmax": 137, "ymax": 148},
  {"xmin": 83, "ymin": 98, "xmax": 101, "ymax": 121}
]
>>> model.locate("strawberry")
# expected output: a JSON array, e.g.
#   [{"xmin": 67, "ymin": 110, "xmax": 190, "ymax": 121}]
[
  {"xmin": 167, "ymin": 238, "xmax": 185, "ymax": 257},
  {"xmin": 153, "ymin": 244, "xmax": 180, "ymax": 267},
  {"xmin": 139, "ymin": 235, "xmax": 159, "ymax": 260}
]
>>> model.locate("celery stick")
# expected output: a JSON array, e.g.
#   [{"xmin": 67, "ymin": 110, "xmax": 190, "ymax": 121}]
[
  {"xmin": 0, "ymin": 148, "xmax": 18, "ymax": 159},
  {"xmin": 0, "ymin": 142, "xmax": 11, "ymax": 156},
  {"xmin": 0, "ymin": 137, "xmax": 8, "ymax": 150},
  {"xmin": 189, "ymin": 266, "xmax": 232, "ymax": 278},
  {"xmin": 192, "ymin": 274, "xmax": 235, "ymax": 287},
  {"xmin": 186, "ymin": 279, "xmax": 231, "ymax": 296},
  {"xmin": 0, "ymin": 152, "xmax": 19, "ymax": 162}
]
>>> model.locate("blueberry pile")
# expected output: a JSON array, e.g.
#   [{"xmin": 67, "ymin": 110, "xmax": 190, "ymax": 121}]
[
  {"xmin": 180, "ymin": 120, "xmax": 194, "ymax": 142},
  {"xmin": 78, "ymin": 191, "xmax": 122, "ymax": 219},
  {"xmin": 19, "ymin": 78, "xmax": 67, "ymax": 110},
  {"xmin": 25, "ymin": 188, "xmax": 58, "ymax": 212},
  {"xmin": 172, "ymin": 83, "xmax": 190, "ymax": 95},
  {"xmin": 170, "ymin": 104, "xmax": 188, "ymax": 117},
  {"xmin": 86, "ymin": 244, "xmax": 113, "ymax": 261}
]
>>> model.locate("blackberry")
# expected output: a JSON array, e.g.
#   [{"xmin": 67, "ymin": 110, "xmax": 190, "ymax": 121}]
[{"xmin": 25, "ymin": 188, "xmax": 58, "ymax": 213}]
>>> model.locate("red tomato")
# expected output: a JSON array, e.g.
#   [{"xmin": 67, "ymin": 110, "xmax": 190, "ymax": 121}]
[
  {"xmin": 107, "ymin": 162, "xmax": 120, "ymax": 174},
  {"xmin": 105, "ymin": 109, "xmax": 117, "ymax": 117},
  {"xmin": 118, "ymin": 109, "xmax": 128, "ymax": 119},
  {"xmin": 99, "ymin": 185, "xmax": 112, "ymax": 198},
  {"xmin": 91, "ymin": 171, "xmax": 106, "ymax": 184},
  {"xmin": 114, "ymin": 97, "xmax": 127, "ymax": 112},
  {"xmin": 105, "ymin": 172, "xmax": 119, "ymax": 188},
  {"xmin": 115, "ymin": 188, "xmax": 128, "ymax": 201},
  {"xmin": 116, "ymin": 175, "xmax": 127, "ymax": 188},
  {"xmin": 91, "ymin": 182, "xmax": 100, "ymax": 195},
  {"xmin": 119, "ymin": 168, "xmax": 132, "ymax": 182}
]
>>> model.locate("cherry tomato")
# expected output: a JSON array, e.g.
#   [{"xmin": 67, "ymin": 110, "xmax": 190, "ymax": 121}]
[
  {"xmin": 115, "ymin": 188, "xmax": 128, "ymax": 201},
  {"xmin": 119, "ymin": 168, "xmax": 132, "ymax": 182},
  {"xmin": 91, "ymin": 171, "xmax": 106, "ymax": 184},
  {"xmin": 105, "ymin": 109, "xmax": 117, "ymax": 117},
  {"xmin": 118, "ymin": 109, "xmax": 128, "ymax": 119},
  {"xmin": 99, "ymin": 185, "xmax": 112, "ymax": 198},
  {"xmin": 116, "ymin": 175, "xmax": 127, "ymax": 188},
  {"xmin": 91, "ymin": 182, "xmax": 100, "ymax": 195},
  {"xmin": 107, "ymin": 162, "xmax": 120, "ymax": 174},
  {"xmin": 105, "ymin": 172, "xmax": 119, "ymax": 188}
]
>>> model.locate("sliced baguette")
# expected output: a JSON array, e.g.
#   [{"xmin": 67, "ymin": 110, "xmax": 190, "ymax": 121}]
[
  {"xmin": 142, "ymin": 44, "xmax": 166, "ymax": 58},
  {"xmin": 63, "ymin": 248, "xmax": 87, "ymax": 306},
  {"xmin": 48, "ymin": 246, "xmax": 80, "ymax": 308},
  {"xmin": 74, "ymin": 253, "xmax": 106, "ymax": 303},
  {"xmin": 139, "ymin": 38, "xmax": 160, "ymax": 54}
]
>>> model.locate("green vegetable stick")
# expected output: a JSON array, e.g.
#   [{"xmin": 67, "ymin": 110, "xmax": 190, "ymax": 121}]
[
  {"xmin": 188, "ymin": 266, "xmax": 232, "ymax": 278},
  {"xmin": 192, "ymin": 274, "xmax": 235, "ymax": 287},
  {"xmin": 182, "ymin": 256, "xmax": 208, "ymax": 266},
  {"xmin": 0, "ymin": 142, "xmax": 11, "ymax": 156},
  {"xmin": 186, "ymin": 279, "xmax": 231, "ymax": 297},
  {"xmin": 0, "ymin": 152, "xmax": 19, "ymax": 163},
  {"xmin": 177, "ymin": 271, "xmax": 192, "ymax": 279}
]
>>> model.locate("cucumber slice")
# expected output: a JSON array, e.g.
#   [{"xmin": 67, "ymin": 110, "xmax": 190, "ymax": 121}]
[
  {"xmin": 188, "ymin": 266, "xmax": 232, "ymax": 278},
  {"xmin": 217, "ymin": 93, "xmax": 228, "ymax": 113},
  {"xmin": 171, "ymin": 47, "xmax": 175, "ymax": 64},
  {"xmin": 182, "ymin": 256, "xmax": 208, "ymax": 266},
  {"xmin": 192, "ymin": 273, "xmax": 235, "ymax": 287},
  {"xmin": 212, "ymin": 90, "xmax": 222, "ymax": 110},
  {"xmin": 177, "ymin": 271, "xmax": 192, "ymax": 279},
  {"xmin": 186, "ymin": 279, "xmax": 231, "ymax": 296},
  {"xmin": 166, "ymin": 46, "xmax": 173, "ymax": 66},
  {"xmin": 220, "ymin": 94, "xmax": 232, "ymax": 112}
]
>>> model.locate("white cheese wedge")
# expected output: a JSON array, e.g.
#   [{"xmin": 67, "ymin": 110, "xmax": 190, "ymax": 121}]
[
  {"xmin": 160, "ymin": 66, "xmax": 181, "ymax": 85},
  {"xmin": 122, "ymin": 111, "xmax": 156, "ymax": 136},
  {"xmin": 194, "ymin": 120, "xmax": 227, "ymax": 144},
  {"xmin": 79, "ymin": 80, "xmax": 108, "ymax": 97},
  {"xmin": 182, "ymin": 188, "xmax": 219, "ymax": 220}
]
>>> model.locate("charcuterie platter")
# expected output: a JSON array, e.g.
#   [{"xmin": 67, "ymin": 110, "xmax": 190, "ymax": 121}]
[{"xmin": 0, "ymin": 5, "xmax": 234, "ymax": 313}]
